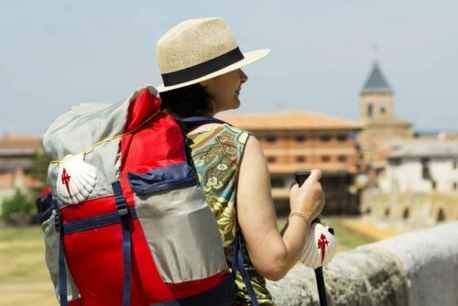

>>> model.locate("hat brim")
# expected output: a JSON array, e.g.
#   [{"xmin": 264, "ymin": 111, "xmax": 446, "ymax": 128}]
[{"xmin": 156, "ymin": 48, "xmax": 270, "ymax": 93}]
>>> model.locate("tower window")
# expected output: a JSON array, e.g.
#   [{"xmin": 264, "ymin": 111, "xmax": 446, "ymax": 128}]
[
  {"xmin": 368, "ymin": 103, "xmax": 373, "ymax": 118},
  {"xmin": 380, "ymin": 106, "xmax": 386, "ymax": 114},
  {"xmin": 294, "ymin": 135, "xmax": 306, "ymax": 142}
]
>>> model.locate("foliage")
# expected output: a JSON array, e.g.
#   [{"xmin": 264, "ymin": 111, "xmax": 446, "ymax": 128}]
[
  {"xmin": 1, "ymin": 190, "xmax": 37, "ymax": 225},
  {"xmin": 29, "ymin": 149, "xmax": 51, "ymax": 187}
]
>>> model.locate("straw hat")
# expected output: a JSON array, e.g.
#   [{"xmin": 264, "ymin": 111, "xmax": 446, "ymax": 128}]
[{"xmin": 156, "ymin": 17, "xmax": 270, "ymax": 92}]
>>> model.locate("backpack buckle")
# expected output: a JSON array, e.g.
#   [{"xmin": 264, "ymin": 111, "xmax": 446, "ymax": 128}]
[{"xmin": 118, "ymin": 206, "xmax": 128, "ymax": 217}]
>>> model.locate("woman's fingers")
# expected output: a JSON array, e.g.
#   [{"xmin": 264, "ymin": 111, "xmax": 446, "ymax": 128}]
[{"xmin": 303, "ymin": 169, "xmax": 322, "ymax": 186}]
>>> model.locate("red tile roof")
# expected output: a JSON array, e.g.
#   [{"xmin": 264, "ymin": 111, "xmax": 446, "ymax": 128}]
[
  {"xmin": 0, "ymin": 134, "xmax": 41, "ymax": 152},
  {"xmin": 218, "ymin": 111, "xmax": 362, "ymax": 131}
]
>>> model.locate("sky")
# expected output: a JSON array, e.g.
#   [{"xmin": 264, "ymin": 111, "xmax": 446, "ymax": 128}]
[{"xmin": 1, "ymin": 0, "xmax": 457, "ymax": 136}]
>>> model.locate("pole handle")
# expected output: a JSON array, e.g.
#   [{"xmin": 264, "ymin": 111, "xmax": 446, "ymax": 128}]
[{"xmin": 295, "ymin": 171, "xmax": 328, "ymax": 306}]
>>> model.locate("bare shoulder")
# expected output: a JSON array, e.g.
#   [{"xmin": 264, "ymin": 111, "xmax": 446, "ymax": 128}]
[
  {"xmin": 242, "ymin": 135, "xmax": 266, "ymax": 163},
  {"xmin": 238, "ymin": 135, "xmax": 270, "ymax": 197}
]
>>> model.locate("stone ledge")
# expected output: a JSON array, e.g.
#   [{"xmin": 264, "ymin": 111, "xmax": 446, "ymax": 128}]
[{"xmin": 267, "ymin": 222, "xmax": 458, "ymax": 306}]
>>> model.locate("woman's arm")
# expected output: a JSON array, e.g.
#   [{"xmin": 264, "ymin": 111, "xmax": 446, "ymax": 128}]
[{"xmin": 237, "ymin": 136, "xmax": 324, "ymax": 281}]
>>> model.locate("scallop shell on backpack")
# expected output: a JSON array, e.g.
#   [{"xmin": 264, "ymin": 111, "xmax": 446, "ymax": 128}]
[{"xmin": 55, "ymin": 154, "xmax": 97, "ymax": 204}]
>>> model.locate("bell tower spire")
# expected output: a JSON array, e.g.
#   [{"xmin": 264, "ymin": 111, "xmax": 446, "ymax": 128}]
[{"xmin": 360, "ymin": 61, "xmax": 395, "ymax": 122}]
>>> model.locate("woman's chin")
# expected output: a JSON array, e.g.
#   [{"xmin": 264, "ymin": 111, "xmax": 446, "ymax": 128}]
[{"xmin": 232, "ymin": 97, "xmax": 241, "ymax": 109}]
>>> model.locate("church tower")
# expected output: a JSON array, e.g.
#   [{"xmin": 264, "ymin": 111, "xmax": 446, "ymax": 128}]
[
  {"xmin": 360, "ymin": 62, "xmax": 395, "ymax": 122},
  {"xmin": 358, "ymin": 62, "xmax": 412, "ymax": 167}
]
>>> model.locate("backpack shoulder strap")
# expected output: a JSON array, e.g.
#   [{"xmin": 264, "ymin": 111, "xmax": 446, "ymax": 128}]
[{"xmin": 178, "ymin": 116, "xmax": 228, "ymax": 133}]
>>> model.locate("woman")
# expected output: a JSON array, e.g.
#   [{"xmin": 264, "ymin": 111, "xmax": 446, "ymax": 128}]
[{"xmin": 157, "ymin": 17, "xmax": 325, "ymax": 306}]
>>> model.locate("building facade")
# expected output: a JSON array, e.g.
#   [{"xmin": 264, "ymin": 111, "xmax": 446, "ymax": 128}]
[
  {"xmin": 0, "ymin": 134, "xmax": 42, "ymax": 204},
  {"xmin": 220, "ymin": 112, "xmax": 362, "ymax": 215},
  {"xmin": 362, "ymin": 141, "xmax": 458, "ymax": 226},
  {"xmin": 379, "ymin": 142, "xmax": 458, "ymax": 194}
]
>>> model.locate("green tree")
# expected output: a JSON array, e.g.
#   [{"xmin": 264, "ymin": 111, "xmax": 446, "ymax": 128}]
[
  {"xmin": 29, "ymin": 149, "xmax": 51, "ymax": 187},
  {"xmin": 1, "ymin": 190, "xmax": 36, "ymax": 225}
]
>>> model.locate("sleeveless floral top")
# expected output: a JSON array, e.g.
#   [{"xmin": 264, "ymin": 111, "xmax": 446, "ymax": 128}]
[{"xmin": 187, "ymin": 124, "xmax": 275, "ymax": 306}]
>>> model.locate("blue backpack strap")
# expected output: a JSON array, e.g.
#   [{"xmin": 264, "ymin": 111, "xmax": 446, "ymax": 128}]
[
  {"xmin": 178, "ymin": 116, "xmax": 228, "ymax": 134},
  {"xmin": 112, "ymin": 181, "xmax": 133, "ymax": 306},
  {"xmin": 179, "ymin": 116, "xmax": 226, "ymax": 126},
  {"xmin": 232, "ymin": 231, "xmax": 260, "ymax": 306}
]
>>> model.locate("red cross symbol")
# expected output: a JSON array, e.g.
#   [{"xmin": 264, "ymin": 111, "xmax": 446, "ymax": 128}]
[
  {"xmin": 61, "ymin": 168, "xmax": 72, "ymax": 196},
  {"xmin": 317, "ymin": 233, "xmax": 329, "ymax": 265}
]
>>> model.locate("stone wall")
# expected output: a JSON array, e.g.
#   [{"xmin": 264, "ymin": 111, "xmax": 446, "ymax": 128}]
[
  {"xmin": 360, "ymin": 189, "xmax": 458, "ymax": 227},
  {"xmin": 267, "ymin": 222, "xmax": 458, "ymax": 306}
]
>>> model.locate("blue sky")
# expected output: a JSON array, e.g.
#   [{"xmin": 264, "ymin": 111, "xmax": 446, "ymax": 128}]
[{"xmin": 1, "ymin": 1, "xmax": 457, "ymax": 135}]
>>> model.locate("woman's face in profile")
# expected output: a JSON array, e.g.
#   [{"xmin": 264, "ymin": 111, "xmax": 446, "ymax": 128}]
[{"xmin": 201, "ymin": 69, "xmax": 248, "ymax": 114}]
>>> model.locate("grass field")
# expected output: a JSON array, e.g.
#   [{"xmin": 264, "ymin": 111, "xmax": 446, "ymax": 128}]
[
  {"xmin": 0, "ymin": 218, "xmax": 380, "ymax": 306},
  {"xmin": 0, "ymin": 226, "xmax": 56, "ymax": 306}
]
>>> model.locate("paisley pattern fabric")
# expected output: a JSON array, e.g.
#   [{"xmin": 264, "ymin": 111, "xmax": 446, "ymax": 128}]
[{"xmin": 187, "ymin": 124, "xmax": 275, "ymax": 306}]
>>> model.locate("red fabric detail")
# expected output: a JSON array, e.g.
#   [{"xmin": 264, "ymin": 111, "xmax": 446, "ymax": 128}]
[
  {"xmin": 62, "ymin": 204, "xmax": 166, "ymax": 306},
  {"xmin": 317, "ymin": 233, "xmax": 329, "ymax": 265},
  {"xmin": 61, "ymin": 168, "xmax": 72, "ymax": 196},
  {"xmin": 64, "ymin": 223, "xmax": 125, "ymax": 306},
  {"xmin": 168, "ymin": 271, "xmax": 232, "ymax": 299},
  {"xmin": 121, "ymin": 112, "xmax": 186, "ymax": 175},
  {"xmin": 39, "ymin": 186, "xmax": 52, "ymax": 198},
  {"xmin": 124, "ymin": 88, "xmax": 161, "ymax": 132},
  {"xmin": 61, "ymin": 196, "xmax": 116, "ymax": 222},
  {"xmin": 68, "ymin": 298, "xmax": 82, "ymax": 306}
]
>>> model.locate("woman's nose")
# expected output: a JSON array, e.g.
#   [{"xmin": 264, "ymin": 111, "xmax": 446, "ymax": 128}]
[{"xmin": 240, "ymin": 69, "xmax": 248, "ymax": 84}]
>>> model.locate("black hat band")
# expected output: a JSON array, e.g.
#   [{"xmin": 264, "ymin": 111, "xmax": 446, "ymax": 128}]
[{"xmin": 161, "ymin": 47, "xmax": 244, "ymax": 87}]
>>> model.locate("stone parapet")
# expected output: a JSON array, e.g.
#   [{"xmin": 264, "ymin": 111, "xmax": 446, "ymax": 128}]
[{"xmin": 267, "ymin": 222, "xmax": 458, "ymax": 306}]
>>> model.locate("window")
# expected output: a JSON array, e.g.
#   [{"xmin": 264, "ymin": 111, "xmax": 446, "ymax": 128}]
[
  {"xmin": 321, "ymin": 155, "xmax": 331, "ymax": 162},
  {"xmin": 294, "ymin": 135, "xmax": 306, "ymax": 142},
  {"xmin": 453, "ymin": 182, "xmax": 457, "ymax": 191},
  {"xmin": 368, "ymin": 103, "xmax": 373, "ymax": 118},
  {"xmin": 265, "ymin": 135, "xmax": 277, "ymax": 143},
  {"xmin": 403, "ymin": 208, "xmax": 410, "ymax": 220},
  {"xmin": 337, "ymin": 155, "xmax": 347, "ymax": 162},
  {"xmin": 380, "ymin": 106, "xmax": 386, "ymax": 114},
  {"xmin": 320, "ymin": 135, "xmax": 331, "ymax": 142},
  {"xmin": 437, "ymin": 209, "xmax": 446, "ymax": 222},
  {"xmin": 432, "ymin": 180, "xmax": 437, "ymax": 190},
  {"xmin": 336, "ymin": 134, "xmax": 347, "ymax": 142},
  {"xmin": 267, "ymin": 156, "xmax": 277, "ymax": 163},
  {"xmin": 421, "ymin": 158, "xmax": 431, "ymax": 179},
  {"xmin": 296, "ymin": 156, "xmax": 306, "ymax": 163},
  {"xmin": 453, "ymin": 160, "xmax": 458, "ymax": 169},
  {"xmin": 384, "ymin": 208, "xmax": 390, "ymax": 217}
]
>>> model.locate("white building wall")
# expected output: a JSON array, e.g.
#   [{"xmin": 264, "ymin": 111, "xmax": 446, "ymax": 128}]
[
  {"xmin": 430, "ymin": 159, "xmax": 458, "ymax": 192},
  {"xmin": 381, "ymin": 157, "xmax": 458, "ymax": 193}
]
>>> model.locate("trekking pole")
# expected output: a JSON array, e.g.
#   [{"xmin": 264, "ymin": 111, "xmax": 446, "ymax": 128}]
[{"xmin": 294, "ymin": 171, "xmax": 329, "ymax": 306}]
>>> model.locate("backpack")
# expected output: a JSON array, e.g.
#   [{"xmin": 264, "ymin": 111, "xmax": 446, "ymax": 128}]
[{"xmin": 37, "ymin": 87, "xmax": 260, "ymax": 306}]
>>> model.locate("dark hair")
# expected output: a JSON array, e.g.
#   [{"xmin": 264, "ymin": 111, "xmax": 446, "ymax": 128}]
[{"xmin": 160, "ymin": 83, "xmax": 212, "ymax": 118}]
